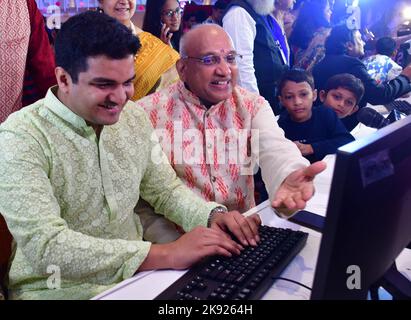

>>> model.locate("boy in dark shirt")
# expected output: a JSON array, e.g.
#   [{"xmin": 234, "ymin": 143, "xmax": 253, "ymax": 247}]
[
  {"xmin": 319, "ymin": 73, "xmax": 365, "ymax": 126},
  {"xmin": 278, "ymin": 69, "xmax": 355, "ymax": 163}
]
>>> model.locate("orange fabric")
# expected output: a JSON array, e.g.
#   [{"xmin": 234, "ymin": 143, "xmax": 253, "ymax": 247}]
[{"xmin": 132, "ymin": 31, "xmax": 180, "ymax": 101}]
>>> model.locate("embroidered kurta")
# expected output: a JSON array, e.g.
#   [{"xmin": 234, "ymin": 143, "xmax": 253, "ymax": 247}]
[
  {"xmin": 0, "ymin": 1, "xmax": 29, "ymax": 122},
  {"xmin": 0, "ymin": 88, "xmax": 219, "ymax": 300},
  {"xmin": 137, "ymin": 81, "xmax": 309, "ymax": 213},
  {"xmin": 0, "ymin": 0, "xmax": 56, "ymax": 123}
]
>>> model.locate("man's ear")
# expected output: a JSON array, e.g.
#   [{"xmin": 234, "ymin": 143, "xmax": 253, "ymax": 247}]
[
  {"xmin": 176, "ymin": 59, "xmax": 186, "ymax": 82},
  {"xmin": 319, "ymin": 90, "xmax": 326, "ymax": 102},
  {"xmin": 55, "ymin": 67, "xmax": 73, "ymax": 94}
]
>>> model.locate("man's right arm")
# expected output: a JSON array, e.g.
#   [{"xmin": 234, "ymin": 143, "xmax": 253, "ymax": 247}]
[
  {"xmin": 0, "ymin": 128, "xmax": 150, "ymax": 283},
  {"xmin": 223, "ymin": 7, "xmax": 259, "ymax": 93},
  {"xmin": 0, "ymin": 126, "xmax": 244, "ymax": 281},
  {"xmin": 139, "ymin": 226, "xmax": 243, "ymax": 271},
  {"xmin": 251, "ymin": 101, "xmax": 310, "ymax": 204}
]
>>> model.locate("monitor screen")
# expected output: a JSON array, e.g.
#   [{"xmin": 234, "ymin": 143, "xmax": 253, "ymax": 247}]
[{"xmin": 311, "ymin": 115, "xmax": 411, "ymax": 299}]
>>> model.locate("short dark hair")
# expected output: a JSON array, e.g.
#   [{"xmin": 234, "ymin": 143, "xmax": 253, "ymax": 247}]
[
  {"xmin": 55, "ymin": 11, "xmax": 140, "ymax": 83},
  {"xmin": 324, "ymin": 73, "xmax": 365, "ymax": 103},
  {"xmin": 278, "ymin": 69, "xmax": 315, "ymax": 94},
  {"xmin": 325, "ymin": 24, "xmax": 356, "ymax": 55},
  {"xmin": 375, "ymin": 37, "xmax": 397, "ymax": 56}
]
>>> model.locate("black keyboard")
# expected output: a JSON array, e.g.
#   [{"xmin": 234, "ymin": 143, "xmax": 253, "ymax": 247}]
[
  {"xmin": 385, "ymin": 100, "xmax": 411, "ymax": 115},
  {"xmin": 155, "ymin": 225, "xmax": 308, "ymax": 300}
]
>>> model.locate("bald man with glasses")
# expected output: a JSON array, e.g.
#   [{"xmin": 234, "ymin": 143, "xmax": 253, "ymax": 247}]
[{"xmin": 135, "ymin": 24, "xmax": 326, "ymax": 243}]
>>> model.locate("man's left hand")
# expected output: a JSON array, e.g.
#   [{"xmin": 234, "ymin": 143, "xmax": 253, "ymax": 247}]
[
  {"xmin": 210, "ymin": 211, "xmax": 261, "ymax": 247},
  {"xmin": 271, "ymin": 161, "xmax": 327, "ymax": 217}
]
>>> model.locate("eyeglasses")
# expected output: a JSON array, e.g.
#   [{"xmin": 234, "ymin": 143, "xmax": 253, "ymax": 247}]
[
  {"xmin": 182, "ymin": 53, "xmax": 243, "ymax": 66},
  {"xmin": 162, "ymin": 8, "xmax": 183, "ymax": 18}
]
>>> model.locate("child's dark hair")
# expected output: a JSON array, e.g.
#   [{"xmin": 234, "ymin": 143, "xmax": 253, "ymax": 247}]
[
  {"xmin": 324, "ymin": 73, "xmax": 365, "ymax": 103},
  {"xmin": 278, "ymin": 69, "xmax": 315, "ymax": 94},
  {"xmin": 375, "ymin": 37, "xmax": 397, "ymax": 57}
]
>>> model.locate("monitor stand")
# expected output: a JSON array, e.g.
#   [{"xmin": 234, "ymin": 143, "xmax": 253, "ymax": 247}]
[
  {"xmin": 370, "ymin": 263, "xmax": 411, "ymax": 300},
  {"xmin": 290, "ymin": 211, "xmax": 411, "ymax": 300}
]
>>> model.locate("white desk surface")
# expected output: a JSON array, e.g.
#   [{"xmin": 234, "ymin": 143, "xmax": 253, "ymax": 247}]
[
  {"xmin": 93, "ymin": 115, "xmax": 411, "ymax": 300},
  {"xmin": 93, "ymin": 202, "xmax": 322, "ymax": 300}
]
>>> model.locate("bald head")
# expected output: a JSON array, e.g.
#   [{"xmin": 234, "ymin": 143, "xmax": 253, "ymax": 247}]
[
  {"xmin": 176, "ymin": 24, "xmax": 239, "ymax": 107},
  {"xmin": 180, "ymin": 24, "xmax": 234, "ymax": 58}
]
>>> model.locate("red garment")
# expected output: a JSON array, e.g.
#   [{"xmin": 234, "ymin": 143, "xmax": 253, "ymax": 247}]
[{"xmin": 23, "ymin": 0, "xmax": 56, "ymax": 107}]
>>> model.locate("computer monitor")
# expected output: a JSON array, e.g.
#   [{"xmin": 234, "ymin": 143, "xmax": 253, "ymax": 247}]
[{"xmin": 311, "ymin": 115, "xmax": 411, "ymax": 300}]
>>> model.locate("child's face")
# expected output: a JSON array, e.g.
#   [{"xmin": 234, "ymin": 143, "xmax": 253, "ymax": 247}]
[
  {"xmin": 279, "ymin": 81, "xmax": 316, "ymax": 122},
  {"xmin": 320, "ymin": 87, "xmax": 358, "ymax": 118}
]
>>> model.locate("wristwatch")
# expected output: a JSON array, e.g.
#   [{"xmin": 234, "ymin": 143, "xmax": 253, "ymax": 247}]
[
  {"xmin": 207, "ymin": 206, "xmax": 228, "ymax": 227},
  {"xmin": 272, "ymin": 207, "xmax": 297, "ymax": 219}
]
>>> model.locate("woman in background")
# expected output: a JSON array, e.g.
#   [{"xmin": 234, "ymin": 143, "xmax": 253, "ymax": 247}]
[
  {"xmin": 143, "ymin": 0, "xmax": 183, "ymax": 51},
  {"xmin": 98, "ymin": 0, "xmax": 179, "ymax": 100},
  {"xmin": 270, "ymin": 0, "xmax": 297, "ymax": 66},
  {"xmin": 289, "ymin": 0, "xmax": 333, "ymax": 71}
]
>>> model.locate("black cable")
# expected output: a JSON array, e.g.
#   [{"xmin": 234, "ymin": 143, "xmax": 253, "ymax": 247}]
[{"xmin": 272, "ymin": 277, "xmax": 312, "ymax": 291}]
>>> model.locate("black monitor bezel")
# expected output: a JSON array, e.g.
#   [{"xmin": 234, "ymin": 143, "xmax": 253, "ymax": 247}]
[{"xmin": 311, "ymin": 116, "xmax": 411, "ymax": 300}]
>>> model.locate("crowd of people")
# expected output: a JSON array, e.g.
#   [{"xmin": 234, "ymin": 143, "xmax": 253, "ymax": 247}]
[{"xmin": 0, "ymin": 0, "xmax": 411, "ymax": 300}]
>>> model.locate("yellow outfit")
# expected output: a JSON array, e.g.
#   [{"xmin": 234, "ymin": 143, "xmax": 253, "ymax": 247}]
[{"xmin": 132, "ymin": 30, "xmax": 180, "ymax": 101}]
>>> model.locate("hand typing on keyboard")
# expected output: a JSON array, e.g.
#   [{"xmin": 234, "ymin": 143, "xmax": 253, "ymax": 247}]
[
  {"xmin": 139, "ymin": 211, "xmax": 261, "ymax": 271},
  {"xmin": 209, "ymin": 211, "xmax": 261, "ymax": 246},
  {"xmin": 163, "ymin": 226, "xmax": 244, "ymax": 269}
]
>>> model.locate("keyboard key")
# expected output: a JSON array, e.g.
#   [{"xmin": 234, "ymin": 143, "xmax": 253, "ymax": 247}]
[{"xmin": 385, "ymin": 100, "xmax": 411, "ymax": 115}]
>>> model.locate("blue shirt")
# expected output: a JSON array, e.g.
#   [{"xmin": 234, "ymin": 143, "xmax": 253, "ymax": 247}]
[
  {"xmin": 363, "ymin": 54, "xmax": 402, "ymax": 84},
  {"xmin": 278, "ymin": 106, "xmax": 355, "ymax": 163}
]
